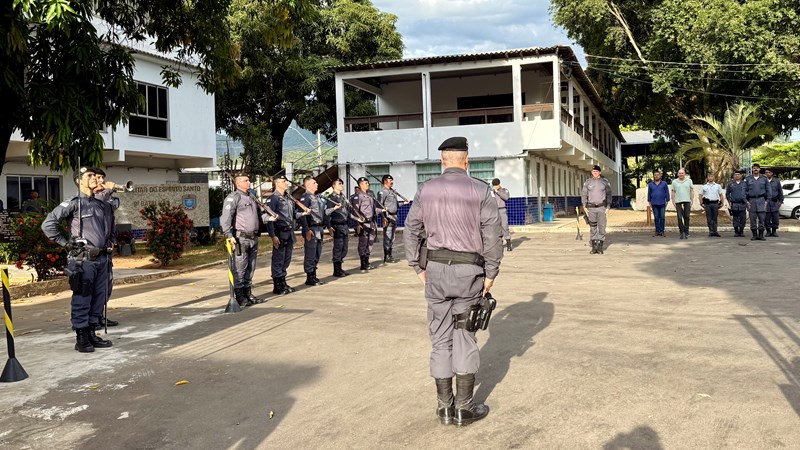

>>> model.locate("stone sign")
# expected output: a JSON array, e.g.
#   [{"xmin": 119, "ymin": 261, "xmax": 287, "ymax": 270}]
[{"xmin": 115, "ymin": 183, "xmax": 210, "ymax": 229}]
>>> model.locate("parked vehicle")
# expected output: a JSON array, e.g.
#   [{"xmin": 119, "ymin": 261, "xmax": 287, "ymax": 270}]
[
  {"xmin": 782, "ymin": 179, "xmax": 800, "ymax": 194},
  {"xmin": 778, "ymin": 188, "xmax": 800, "ymax": 220}
]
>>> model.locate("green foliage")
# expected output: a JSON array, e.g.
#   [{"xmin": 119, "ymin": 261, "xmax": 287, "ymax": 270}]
[
  {"xmin": 753, "ymin": 142, "xmax": 800, "ymax": 168},
  {"xmin": 216, "ymin": 0, "xmax": 403, "ymax": 175},
  {"xmin": 139, "ymin": 202, "xmax": 193, "ymax": 267},
  {"xmin": 5, "ymin": 213, "xmax": 68, "ymax": 280},
  {"xmin": 209, "ymin": 186, "xmax": 226, "ymax": 218},
  {"xmin": 679, "ymin": 103, "xmax": 775, "ymax": 181},
  {"xmin": 550, "ymin": 0, "xmax": 800, "ymax": 141},
  {"xmin": 625, "ymin": 137, "xmax": 681, "ymax": 185}
]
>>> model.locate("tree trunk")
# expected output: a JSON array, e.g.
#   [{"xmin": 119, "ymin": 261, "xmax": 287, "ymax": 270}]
[{"xmin": 268, "ymin": 116, "xmax": 295, "ymax": 177}]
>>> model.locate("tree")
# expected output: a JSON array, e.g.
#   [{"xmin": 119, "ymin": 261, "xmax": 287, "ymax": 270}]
[
  {"xmin": 679, "ymin": 103, "xmax": 775, "ymax": 181},
  {"xmin": 753, "ymin": 142, "xmax": 800, "ymax": 168},
  {"xmin": 216, "ymin": 0, "xmax": 403, "ymax": 175},
  {"xmin": 550, "ymin": 0, "xmax": 800, "ymax": 141},
  {"xmin": 1, "ymin": 0, "xmax": 311, "ymax": 175}
]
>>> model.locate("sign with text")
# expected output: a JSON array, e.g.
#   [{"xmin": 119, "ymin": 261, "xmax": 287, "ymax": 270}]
[{"xmin": 115, "ymin": 183, "xmax": 210, "ymax": 229}]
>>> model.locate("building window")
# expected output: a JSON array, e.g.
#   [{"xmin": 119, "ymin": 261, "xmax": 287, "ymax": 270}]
[
  {"xmin": 366, "ymin": 164, "xmax": 390, "ymax": 194},
  {"xmin": 417, "ymin": 162, "xmax": 442, "ymax": 187},
  {"xmin": 5, "ymin": 175, "xmax": 62, "ymax": 212},
  {"xmin": 129, "ymin": 82, "xmax": 169, "ymax": 138},
  {"xmin": 469, "ymin": 160, "xmax": 495, "ymax": 183}
]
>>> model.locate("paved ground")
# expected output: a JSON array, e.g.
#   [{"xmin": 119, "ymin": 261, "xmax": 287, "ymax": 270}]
[{"xmin": 1, "ymin": 229, "xmax": 799, "ymax": 449}]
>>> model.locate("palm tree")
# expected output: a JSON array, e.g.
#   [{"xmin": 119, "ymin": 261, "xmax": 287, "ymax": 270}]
[{"xmin": 679, "ymin": 103, "xmax": 776, "ymax": 181}]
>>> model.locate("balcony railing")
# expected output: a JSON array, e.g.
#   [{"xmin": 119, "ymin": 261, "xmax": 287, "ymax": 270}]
[
  {"xmin": 431, "ymin": 106, "xmax": 513, "ymax": 126},
  {"xmin": 344, "ymin": 113, "xmax": 423, "ymax": 132}
]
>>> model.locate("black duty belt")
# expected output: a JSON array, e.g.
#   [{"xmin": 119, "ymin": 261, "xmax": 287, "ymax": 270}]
[
  {"xmin": 586, "ymin": 202, "xmax": 606, "ymax": 208},
  {"xmin": 770, "ymin": 197, "xmax": 780, "ymax": 201},
  {"xmin": 235, "ymin": 231, "xmax": 257, "ymax": 239},
  {"xmin": 702, "ymin": 199, "xmax": 720, "ymax": 204},
  {"xmin": 427, "ymin": 249, "xmax": 484, "ymax": 267},
  {"xmin": 331, "ymin": 221, "xmax": 348, "ymax": 225},
  {"xmin": 748, "ymin": 195, "xmax": 766, "ymax": 199},
  {"xmin": 731, "ymin": 200, "xmax": 745, "ymax": 204},
  {"xmin": 82, "ymin": 247, "xmax": 112, "ymax": 261}
]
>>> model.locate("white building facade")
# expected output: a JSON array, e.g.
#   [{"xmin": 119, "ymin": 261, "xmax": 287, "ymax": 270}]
[{"xmin": 334, "ymin": 46, "xmax": 624, "ymax": 224}]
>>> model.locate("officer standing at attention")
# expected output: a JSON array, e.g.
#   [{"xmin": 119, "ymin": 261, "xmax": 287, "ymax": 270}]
[
  {"xmin": 699, "ymin": 173, "xmax": 725, "ymax": 237},
  {"xmin": 491, "ymin": 178, "xmax": 512, "ymax": 251},
  {"xmin": 725, "ymin": 170, "xmax": 748, "ymax": 237},
  {"xmin": 41, "ymin": 167, "xmax": 113, "ymax": 352},
  {"xmin": 351, "ymin": 177, "xmax": 382, "ymax": 272},
  {"xmin": 378, "ymin": 174, "xmax": 401, "ymax": 263},
  {"xmin": 221, "ymin": 174, "xmax": 276, "ymax": 306},
  {"xmin": 91, "ymin": 168, "xmax": 120, "ymax": 327},
  {"xmin": 670, "ymin": 168, "xmax": 694, "ymax": 240},
  {"xmin": 325, "ymin": 178, "xmax": 354, "ymax": 277},
  {"xmin": 745, "ymin": 163, "xmax": 770, "ymax": 241},
  {"xmin": 298, "ymin": 175, "xmax": 326, "ymax": 286},
  {"xmin": 404, "ymin": 136, "xmax": 503, "ymax": 427},
  {"xmin": 764, "ymin": 168, "xmax": 784, "ymax": 237},
  {"xmin": 581, "ymin": 165, "xmax": 613, "ymax": 254},
  {"xmin": 266, "ymin": 175, "xmax": 301, "ymax": 294}
]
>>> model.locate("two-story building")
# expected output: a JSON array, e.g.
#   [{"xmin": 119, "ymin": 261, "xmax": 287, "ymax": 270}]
[
  {"xmin": 334, "ymin": 45, "xmax": 624, "ymax": 224},
  {"xmin": 1, "ymin": 43, "xmax": 215, "ymax": 226}
]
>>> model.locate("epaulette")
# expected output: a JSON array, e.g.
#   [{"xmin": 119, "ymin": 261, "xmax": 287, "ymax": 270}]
[{"xmin": 471, "ymin": 176, "xmax": 489, "ymax": 185}]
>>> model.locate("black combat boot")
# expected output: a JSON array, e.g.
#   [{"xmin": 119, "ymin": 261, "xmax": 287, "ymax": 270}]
[
  {"xmin": 247, "ymin": 287, "xmax": 265, "ymax": 304},
  {"xmin": 98, "ymin": 317, "xmax": 119, "ymax": 327},
  {"xmin": 272, "ymin": 278, "xmax": 285, "ymax": 295},
  {"xmin": 312, "ymin": 271, "xmax": 324, "ymax": 284},
  {"xmin": 384, "ymin": 249, "xmax": 397, "ymax": 263},
  {"xmin": 435, "ymin": 378, "xmax": 455, "ymax": 425},
  {"xmin": 589, "ymin": 240, "xmax": 598, "ymax": 254},
  {"xmin": 75, "ymin": 328, "xmax": 94, "ymax": 353},
  {"xmin": 234, "ymin": 288, "xmax": 251, "ymax": 306},
  {"xmin": 506, "ymin": 239, "xmax": 512, "ymax": 251},
  {"xmin": 598, "ymin": 240, "xmax": 605, "ymax": 254},
  {"xmin": 758, "ymin": 229, "xmax": 766, "ymax": 240},
  {"xmin": 88, "ymin": 325, "xmax": 113, "ymax": 348},
  {"xmin": 772, "ymin": 228, "xmax": 778, "ymax": 237},
  {"xmin": 453, "ymin": 373, "xmax": 489, "ymax": 426},
  {"xmin": 751, "ymin": 229, "xmax": 758, "ymax": 240},
  {"xmin": 282, "ymin": 277, "xmax": 296, "ymax": 293},
  {"xmin": 333, "ymin": 262, "xmax": 348, "ymax": 277}
]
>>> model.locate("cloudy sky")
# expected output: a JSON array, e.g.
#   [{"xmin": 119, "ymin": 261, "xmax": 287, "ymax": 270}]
[{"xmin": 371, "ymin": 0, "xmax": 585, "ymax": 64}]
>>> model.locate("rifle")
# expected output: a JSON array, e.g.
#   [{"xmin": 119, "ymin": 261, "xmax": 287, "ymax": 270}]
[
  {"xmin": 363, "ymin": 169, "xmax": 411, "ymax": 203},
  {"xmin": 574, "ymin": 207, "xmax": 583, "ymax": 241},
  {"xmin": 247, "ymin": 192, "xmax": 279, "ymax": 222}
]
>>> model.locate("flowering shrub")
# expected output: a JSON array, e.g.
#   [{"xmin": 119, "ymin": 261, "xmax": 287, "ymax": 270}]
[
  {"xmin": 6, "ymin": 213, "xmax": 67, "ymax": 280},
  {"xmin": 139, "ymin": 202, "xmax": 193, "ymax": 267}
]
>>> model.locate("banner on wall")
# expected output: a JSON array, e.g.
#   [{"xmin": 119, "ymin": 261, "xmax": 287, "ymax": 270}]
[{"xmin": 115, "ymin": 183, "xmax": 210, "ymax": 229}]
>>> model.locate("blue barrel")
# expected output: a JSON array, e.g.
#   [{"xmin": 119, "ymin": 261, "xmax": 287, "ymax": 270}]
[{"xmin": 542, "ymin": 203, "xmax": 554, "ymax": 222}]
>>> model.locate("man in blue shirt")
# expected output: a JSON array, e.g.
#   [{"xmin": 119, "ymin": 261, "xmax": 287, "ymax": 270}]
[{"xmin": 647, "ymin": 170, "xmax": 670, "ymax": 237}]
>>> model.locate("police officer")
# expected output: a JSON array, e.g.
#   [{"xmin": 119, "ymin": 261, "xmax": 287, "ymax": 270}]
[
  {"xmin": 298, "ymin": 175, "xmax": 326, "ymax": 286},
  {"xmin": 221, "ymin": 174, "xmax": 276, "ymax": 306},
  {"xmin": 726, "ymin": 170, "xmax": 748, "ymax": 237},
  {"xmin": 325, "ymin": 178, "xmax": 354, "ymax": 277},
  {"xmin": 351, "ymin": 177, "xmax": 382, "ymax": 271},
  {"xmin": 41, "ymin": 167, "xmax": 113, "ymax": 352},
  {"xmin": 404, "ymin": 136, "xmax": 503, "ymax": 427},
  {"xmin": 581, "ymin": 165, "xmax": 613, "ymax": 254},
  {"xmin": 266, "ymin": 175, "xmax": 300, "ymax": 294},
  {"xmin": 746, "ymin": 163, "xmax": 770, "ymax": 241},
  {"xmin": 764, "ymin": 168, "xmax": 784, "ymax": 237},
  {"xmin": 92, "ymin": 168, "xmax": 121, "ymax": 327},
  {"xmin": 699, "ymin": 173, "xmax": 725, "ymax": 237},
  {"xmin": 491, "ymin": 179, "xmax": 512, "ymax": 251},
  {"xmin": 377, "ymin": 174, "xmax": 402, "ymax": 263}
]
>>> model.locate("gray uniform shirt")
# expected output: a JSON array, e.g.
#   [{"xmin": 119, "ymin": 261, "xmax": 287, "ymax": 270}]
[
  {"xmin": 581, "ymin": 177, "xmax": 613, "ymax": 206},
  {"xmin": 746, "ymin": 175, "xmax": 771, "ymax": 199},
  {"xmin": 378, "ymin": 187, "xmax": 399, "ymax": 219},
  {"xmin": 493, "ymin": 187, "xmax": 509, "ymax": 208},
  {"xmin": 42, "ymin": 195, "xmax": 110, "ymax": 249},
  {"xmin": 726, "ymin": 180, "xmax": 747, "ymax": 203},
  {"xmin": 298, "ymin": 192, "xmax": 325, "ymax": 231},
  {"xmin": 265, "ymin": 190, "xmax": 296, "ymax": 237},
  {"xmin": 221, "ymin": 190, "xmax": 260, "ymax": 238},
  {"xmin": 404, "ymin": 167, "xmax": 503, "ymax": 279},
  {"xmin": 350, "ymin": 190, "xmax": 376, "ymax": 221},
  {"xmin": 325, "ymin": 192, "xmax": 351, "ymax": 224}
]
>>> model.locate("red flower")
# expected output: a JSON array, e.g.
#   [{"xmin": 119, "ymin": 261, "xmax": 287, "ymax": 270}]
[
  {"xmin": 15, "ymin": 261, "xmax": 23, "ymax": 269},
  {"xmin": 20, "ymin": 253, "xmax": 27, "ymax": 259}
]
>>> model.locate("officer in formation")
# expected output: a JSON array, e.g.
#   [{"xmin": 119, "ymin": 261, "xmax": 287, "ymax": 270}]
[
  {"xmin": 764, "ymin": 168, "xmax": 784, "ymax": 236},
  {"xmin": 378, "ymin": 174, "xmax": 404, "ymax": 264},
  {"xmin": 42, "ymin": 167, "xmax": 114, "ymax": 352},
  {"xmin": 221, "ymin": 174, "xmax": 277, "ymax": 306},
  {"xmin": 745, "ymin": 163, "xmax": 771, "ymax": 241},
  {"xmin": 581, "ymin": 165, "xmax": 613, "ymax": 254},
  {"xmin": 404, "ymin": 136, "xmax": 503, "ymax": 427},
  {"xmin": 725, "ymin": 170, "xmax": 748, "ymax": 237},
  {"xmin": 699, "ymin": 173, "xmax": 724, "ymax": 237},
  {"xmin": 266, "ymin": 174, "xmax": 301, "ymax": 294},
  {"xmin": 351, "ymin": 177, "xmax": 382, "ymax": 271},
  {"xmin": 298, "ymin": 175, "xmax": 326, "ymax": 286},
  {"xmin": 92, "ymin": 168, "xmax": 121, "ymax": 327},
  {"xmin": 325, "ymin": 178, "xmax": 356, "ymax": 277},
  {"xmin": 491, "ymin": 178, "xmax": 512, "ymax": 251}
]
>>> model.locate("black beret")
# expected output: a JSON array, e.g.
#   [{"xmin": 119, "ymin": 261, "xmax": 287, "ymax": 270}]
[
  {"xmin": 592, "ymin": 165, "xmax": 602, "ymax": 172},
  {"xmin": 272, "ymin": 174, "xmax": 287, "ymax": 181},
  {"xmin": 333, "ymin": 178, "xmax": 344, "ymax": 184},
  {"xmin": 91, "ymin": 167, "xmax": 106, "ymax": 177},
  {"xmin": 73, "ymin": 166, "xmax": 95, "ymax": 185},
  {"xmin": 381, "ymin": 174, "xmax": 393, "ymax": 182},
  {"xmin": 357, "ymin": 177, "xmax": 369, "ymax": 183},
  {"xmin": 438, "ymin": 136, "xmax": 468, "ymax": 151},
  {"xmin": 491, "ymin": 178, "xmax": 501, "ymax": 186}
]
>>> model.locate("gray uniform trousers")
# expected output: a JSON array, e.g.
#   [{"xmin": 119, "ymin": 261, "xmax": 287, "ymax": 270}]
[
  {"xmin": 303, "ymin": 226, "xmax": 324, "ymax": 274},
  {"xmin": 748, "ymin": 198, "xmax": 767, "ymax": 232},
  {"xmin": 704, "ymin": 202, "xmax": 720, "ymax": 233},
  {"xmin": 233, "ymin": 236, "xmax": 258, "ymax": 289},
  {"xmin": 68, "ymin": 254, "xmax": 109, "ymax": 329},
  {"xmin": 499, "ymin": 207, "xmax": 511, "ymax": 239},
  {"xmin": 357, "ymin": 222, "xmax": 376, "ymax": 257},
  {"xmin": 587, "ymin": 206, "xmax": 607, "ymax": 241},
  {"xmin": 425, "ymin": 261, "xmax": 483, "ymax": 378},
  {"xmin": 382, "ymin": 218, "xmax": 397, "ymax": 252},
  {"xmin": 765, "ymin": 199, "xmax": 781, "ymax": 231},
  {"xmin": 730, "ymin": 203, "xmax": 747, "ymax": 230},
  {"xmin": 331, "ymin": 224, "xmax": 349, "ymax": 263},
  {"xmin": 270, "ymin": 231, "xmax": 294, "ymax": 278}
]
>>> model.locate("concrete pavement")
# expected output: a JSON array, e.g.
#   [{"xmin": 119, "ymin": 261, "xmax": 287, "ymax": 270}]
[{"xmin": 1, "ymin": 230, "xmax": 799, "ymax": 449}]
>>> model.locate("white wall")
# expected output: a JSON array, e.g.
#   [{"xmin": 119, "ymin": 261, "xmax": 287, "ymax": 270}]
[{"xmin": 377, "ymin": 79, "xmax": 423, "ymax": 130}]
